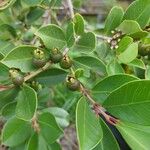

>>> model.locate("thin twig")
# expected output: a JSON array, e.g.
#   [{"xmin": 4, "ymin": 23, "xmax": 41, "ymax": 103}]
[{"xmin": 66, "ymin": 0, "xmax": 74, "ymax": 18}]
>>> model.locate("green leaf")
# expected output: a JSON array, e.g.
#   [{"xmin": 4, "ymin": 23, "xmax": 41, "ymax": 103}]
[
  {"xmin": 0, "ymin": 0, "xmax": 16, "ymax": 10},
  {"xmin": 103, "ymin": 80, "xmax": 150, "ymax": 125},
  {"xmin": 66, "ymin": 22, "xmax": 75, "ymax": 47},
  {"xmin": 117, "ymin": 20, "xmax": 148, "ymax": 39},
  {"xmin": 73, "ymin": 55, "xmax": 106, "ymax": 76},
  {"xmin": 0, "ymin": 40, "xmax": 15, "ymax": 56},
  {"xmin": 1, "ymin": 45, "xmax": 37, "ymax": 72},
  {"xmin": 116, "ymin": 36, "xmax": 133, "ymax": 53},
  {"xmin": 107, "ymin": 59, "xmax": 124, "ymax": 75},
  {"xmin": 73, "ymin": 13, "xmax": 84, "ymax": 35},
  {"xmin": 1, "ymin": 101, "xmax": 16, "ymax": 119},
  {"xmin": 2, "ymin": 117, "xmax": 31, "ymax": 147},
  {"xmin": 128, "ymin": 58, "xmax": 146, "ymax": 69},
  {"xmin": 15, "ymin": 84, "xmax": 37, "ymax": 121},
  {"xmin": 123, "ymin": 0, "xmax": 150, "ymax": 28},
  {"xmin": 93, "ymin": 74, "xmax": 139, "ymax": 93},
  {"xmin": 35, "ymin": 24, "xmax": 67, "ymax": 50},
  {"xmin": 21, "ymin": 0, "xmax": 43, "ymax": 6},
  {"xmin": 35, "ymin": 68, "xmax": 68, "ymax": 86},
  {"xmin": 76, "ymin": 97, "xmax": 103, "ymax": 150},
  {"xmin": 117, "ymin": 121, "xmax": 150, "ymax": 150},
  {"xmin": 118, "ymin": 42, "xmax": 138, "ymax": 64},
  {"xmin": 145, "ymin": 65, "xmax": 150, "ymax": 79},
  {"xmin": 42, "ymin": 107, "xmax": 69, "ymax": 128},
  {"xmin": 73, "ymin": 32, "xmax": 96, "ymax": 52},
  {"xmin": 94, "ymin": 119, "xmax": 119, "ymax": 150},
  {"xmin": 39, "ymin": 112, "xmax": 63, "ymax": 144},
  {"xmin": 0, "ymin": 88, "xmax": 18, "ymax": 112},
  {"xmin": 104, "ymin": 6, "xmax": 124, "ymax": 35}
]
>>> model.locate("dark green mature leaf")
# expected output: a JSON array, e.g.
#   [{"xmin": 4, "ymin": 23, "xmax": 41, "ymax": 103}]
[
  {"xmin": 73, "ymin": 13, "xmax": 84, "ymax": 35},
  {"xmin": 35, "ymin": 68, "xmax": 67, "ymax": 86},
  {"xmin": 1, "ymin": 45, "xmax": 37, "ymax": 72},
  {"xmin": 117, "ymin": 20, "xmax": 148, "ymax": 38},
  {"xmin": 104, "ymin": 6, "xmax": 124, "ymax": 35},
  {"xmin": 94, "ymin": 119, "xmax": 119, "ymax": 150},
  {"xmin": 117, "ymin": 121, "xmax": 150, "ymax": 150},
  {"xmin": 39, "ymin": 112, "xmax": 63, "ymax": 144},
  {"xmin": 107, "ymin": 59, "xmax": 124, "ymax": 75},
  {"xmin": 66, "ymin": 22, "xmax": 75, "ymax": 47},
  {"xmin": 0, "ymin": 88, "xmax": 18, "ymax": 112},
  {"xmin": 103, "ymin": 80, "xmax": 150, "ymax": 125},
  {"xmin": 35, "ymin": 24, "xmax": 67, "ymax": 50},
  {"xmin": 93, "ymin": 74, "xmax": 139, "ymax": 93},
  {"xmin": 73, "ymin": 32, "xmax": 96, "ymax": 53},
  {"xmin": 0, "ymin": 0, "xmax": 16, "ymax": 10},
  {"xmin": 15, "ymin": 84, "xmax": 37, "ymax": 121},
  {"xmin": 76, "ymin": 97, "xmax": 103, "ymax": 150},
  {"xmin": 118, "ymin": 42, "xmax": 138, "ymax": 64},
  {"xmin": 123, "ymin": 0, "xmax": 150, "ymax": 28},
  {"xmin": 2, "ymin": 117, "xmax": 31, "ymax": 147},
  {"xmin": 73, "ymin": 55, "xmax": 106, "ymax": 76},
  {"xmin": 42, "ymin": 107, "xmax": 69, "ymax": 128}
]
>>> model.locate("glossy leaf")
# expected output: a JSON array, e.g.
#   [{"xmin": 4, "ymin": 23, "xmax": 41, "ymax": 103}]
[
  {"xmin": 15, "ymin": 84, "xmax": 37, "ymax": 121},
  {"xmin": 103, "ymin": 80, "xmax": 150, "ymax": 125},
  {"xmin": 35, "ymin": 24, "xmax": 66, "ymax": 50},
  {"xmin": 123, "ymin": 0, "xmax": 150, "ymax": 28},
  {"xmin": 2, "ymin": 117, "xmax": 31, "ymax": 147},
  {"xmin": 1, "ymin": 45, "xmax": 37, "ymax": 72},
  {"xmin": 39, "ymin": 112, "xmax": 63, "ymax": 144},
  {"xmin": 76, "ymin": 97, "xmax": 103, "ymax": 150},
  {"xmin": 104, "ymin": 6, "xmax": 124, "ymax": 35},
  {"xmin": 117, "ymin": 121, "xmax": 150, "ymax": 150}
]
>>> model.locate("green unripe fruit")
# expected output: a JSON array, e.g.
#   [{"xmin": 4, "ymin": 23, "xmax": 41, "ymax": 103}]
[
  {"xmin": 9, "ymin": 69, "xmax": 24, "ymax": 86},
  {"xmin": 32, "ymin": 49, "xmax": 47, "ymax": 68},
  {"xmin": 60, "ymin": 55, "xmax": 72, "ymax": 69},
  {"xmin": 66, "ymin": 76, "xmax": 80, "ymax": 91},
  {"xmin": 23, "ymin": 31, "xmax": 34, "ymax": 42},
  {"xmin": 50, "ymin": 48, "xmax": 63, "ymax": 63}
]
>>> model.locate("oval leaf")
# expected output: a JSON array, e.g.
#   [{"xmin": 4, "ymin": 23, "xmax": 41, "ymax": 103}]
[{"xmin": 76, "ymin": 97, "xmax": 103, "ymax": 150}]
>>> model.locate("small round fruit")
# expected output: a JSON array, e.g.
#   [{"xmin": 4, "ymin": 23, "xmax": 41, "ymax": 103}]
[
  {"xmin": 50, "ymin": 48, "xmax": 63, "ymax": 63},
  {"xmin": 32, "ymin": 49, "xmax": 47, "ymax": 68},
  {"xmin": 66, "ymin": 76, "xmax": 80, "ymax": 91},
  {"xmin": 60, "ymin": 56, "xmax": 72, "ymax": 69},
  {"xmin": 9, "ymin": 69, "xmax": 24, "ymax": 86},
  {"xmin": 32, "ymin": 58, "xmax": 47, "ymax": 68}
]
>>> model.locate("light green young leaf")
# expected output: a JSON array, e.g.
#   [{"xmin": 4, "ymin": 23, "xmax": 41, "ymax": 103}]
[
  {"xmin": 1, "ymin": 45, "xmax": 37, "ymax": 72},
  {"xmin": 104, "ymin": 6, "xmax": 124, "ymax": 35},
  {"xmin": 15, "ymin": 84, "xmax": 37, "ymax": 121},
  {"xmin": 73, "ymin": 13, "xmax": 85, "ymax": 35},
  {"xmin": 76, "ymin": 97, "xmax": 103, "ymax": 150},
  {"xmin": 123, "ymin": 0, "xmax": 150, "ymax": 28},
  {"xmin": 128, "ymin": 58, "xmax": 146, "ymax": 69},
  {"xmin": 35, "ymin": 24, "xmax": 67, "ymax": 50},
  {"xmin": 39, "ymin": 112, "xmax": 63, "ymax": 144},
  {"xmin": 2, "ymin": 117, "xmax": 31, "ymax": 147},
  {"xmin": 118, "ymin": 42, "xmax": 138, "ymax": 64},
  {"xmin": 103, "ymin": 80, "xmax": 150, "ymax": 125},
  {"xmin": 117, "ymin": 121, "xmax": 150, "ymax": 150},
  {"xmin": 145, "ymin": 65, "xmax": 150, "ymax": 79}
]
